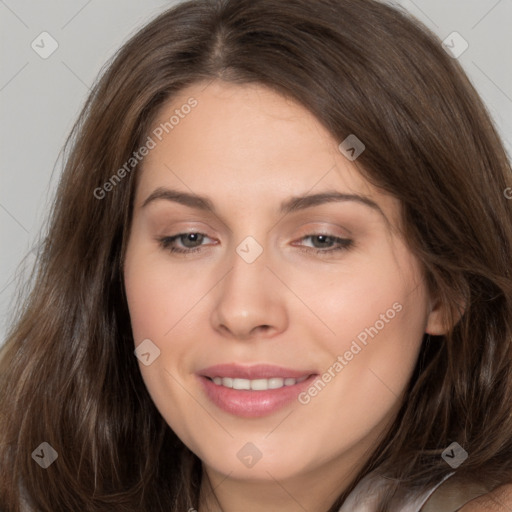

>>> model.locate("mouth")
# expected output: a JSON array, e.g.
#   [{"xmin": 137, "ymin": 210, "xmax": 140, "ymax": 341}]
[
  {"xmin": 198, "ymin": 362, "xmax": 317, "ymax": 380},
  {"xmin": 197, "ymin": 363, "xmax": 319, "ymax": 418},
  {"xmin": 204, "ymin": 374, "xmax": 310, "ymax": 390}
]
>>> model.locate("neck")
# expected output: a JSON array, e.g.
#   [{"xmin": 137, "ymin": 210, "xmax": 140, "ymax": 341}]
[{"xmin": 197, "ymin": 445, "xmax": 374, "ymax": 512}]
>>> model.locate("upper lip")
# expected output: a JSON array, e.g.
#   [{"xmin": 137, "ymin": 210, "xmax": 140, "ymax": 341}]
[{"xmin": 198, "ymin": 363, "xmax": 317, "ymax": 380}]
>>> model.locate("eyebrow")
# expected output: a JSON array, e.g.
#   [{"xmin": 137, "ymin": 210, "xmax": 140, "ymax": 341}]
[{"xmin": 141, "ymin": 187, "xmax": 384, "ymax": 217}]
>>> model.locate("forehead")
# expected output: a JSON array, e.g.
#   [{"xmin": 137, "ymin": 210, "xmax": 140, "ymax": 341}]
[{"xmin": 135, "ymin": 80, "xmax": 400, "ymax": 226}]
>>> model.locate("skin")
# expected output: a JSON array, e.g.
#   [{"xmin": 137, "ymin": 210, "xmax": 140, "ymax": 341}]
[
  {"xmin": 461, "ymin": 485, "xmax": 512, "ymax": 511},
  {"xmin": 123, "ymin": 80, "xmax": 450, "ymax": 512}
]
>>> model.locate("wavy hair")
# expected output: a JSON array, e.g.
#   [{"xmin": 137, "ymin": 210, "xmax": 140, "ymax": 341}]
[{"xmin": 1, "ymin": 0, "xmax": 511, "ymax": 510}]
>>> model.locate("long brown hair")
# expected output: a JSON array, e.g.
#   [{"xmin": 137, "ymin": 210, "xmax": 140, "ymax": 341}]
[{"xmin": 1, "ymin": 0, "xmax": 511, "ymax": 510}]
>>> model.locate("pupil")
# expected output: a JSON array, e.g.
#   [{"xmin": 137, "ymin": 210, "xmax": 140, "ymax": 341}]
[
  {"xmin": 183, "ymin": 233, "xmax": 202, "ymax": 247},
  {"xmin": 314, "ymin": 235, "xmax": 331, "ymax": 248}
]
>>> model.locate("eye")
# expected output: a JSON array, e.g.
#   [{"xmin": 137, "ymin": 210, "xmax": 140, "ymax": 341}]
[
  {"xmin": 157, "ymin": 232, "xmax": 214, "ymax": 254},
  {"xmin": 294, "ymin": 234, "xmax": 353, "ymax": 254},
  {"xmin": 157, "ymin": 232, "xmax": 353, "ymax": 256}
]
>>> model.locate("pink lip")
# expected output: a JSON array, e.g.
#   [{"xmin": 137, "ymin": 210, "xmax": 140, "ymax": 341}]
[
  {"xmin": 197, "ymin": 364, "xmax": 318, "ymax": 418},
  {"xmin": 198, "ymin": 363, "xmax": 316, "ymax": 380}
]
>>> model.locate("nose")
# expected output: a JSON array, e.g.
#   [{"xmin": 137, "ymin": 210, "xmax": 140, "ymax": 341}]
[{"xmin": 210, "ymin": 243, "xmax": 288, "ymax": 341}]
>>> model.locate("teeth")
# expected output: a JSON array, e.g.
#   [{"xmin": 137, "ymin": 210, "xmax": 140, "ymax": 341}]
[{"xmin": 210, "ymin": 375, "xmax": 309, "ymax": 390}]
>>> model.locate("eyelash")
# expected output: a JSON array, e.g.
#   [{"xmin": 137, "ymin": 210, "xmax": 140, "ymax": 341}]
[{"xmin": 157, "ymin": 232, "xmax": 353, "ymax": 256}]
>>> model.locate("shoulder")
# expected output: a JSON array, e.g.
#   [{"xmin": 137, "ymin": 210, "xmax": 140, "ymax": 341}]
[{"xmin": 458, "ymin": 483, "xmax": 512, "ymax": 511}]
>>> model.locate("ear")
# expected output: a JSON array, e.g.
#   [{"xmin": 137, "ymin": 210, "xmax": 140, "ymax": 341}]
[{"xmin": 425, "ymin": 294, "xmax": 466, "ymax": 336}]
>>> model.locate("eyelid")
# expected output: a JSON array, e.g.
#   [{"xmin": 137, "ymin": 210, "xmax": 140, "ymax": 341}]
[
  {"xmin": 295, "ymin": 222, "xmax": 352, "ymax": 239},
  {"xmin": 157, "ymin": 229, "xmax": 354, "ymax": 256}
]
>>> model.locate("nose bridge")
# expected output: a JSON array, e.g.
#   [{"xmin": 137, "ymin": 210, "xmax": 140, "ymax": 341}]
[
  {"xmin": 222, "ymin": 235, "xmax": 271, "ymax": 310},
  {"xmin": 210, "ymin": 234, "xmax": 288, "ymax": 338}
]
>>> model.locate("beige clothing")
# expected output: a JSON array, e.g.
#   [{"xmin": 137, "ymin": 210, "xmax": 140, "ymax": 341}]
[{"xmin": 338, "ymin": 471, "xmax": 488, "ymax": 512}]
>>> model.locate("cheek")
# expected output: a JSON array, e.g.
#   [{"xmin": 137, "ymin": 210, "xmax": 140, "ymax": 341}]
[
  {"xmin": 292, "ymin": 306, "xmax": 426, "ymax": 464},
  {"xmin": 123, "ymin": 250, "xmax": 203, "ymax": 445},
  {"xmin": 123, "ymin": 246, "xmax": 205, "ymax": 342},
  {"xmin": 124, "ymin": 276, "xmax": 170, "ymax": 342},
  {"xmin": 327, "ymin": 274, "xmax": 427, "ymax": 359},
  {"xmin": 299, "ymin": 257, "xmax": 428, "ymax": 433},
  {"xmin": 297, "ymin": 247, "xmax": 428, "ymax": 358}
]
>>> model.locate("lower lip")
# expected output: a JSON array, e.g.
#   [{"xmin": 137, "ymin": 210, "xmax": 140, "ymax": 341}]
[{"xmin": 197, "ymin": 374, "xmax": 318, "ymax": 418}]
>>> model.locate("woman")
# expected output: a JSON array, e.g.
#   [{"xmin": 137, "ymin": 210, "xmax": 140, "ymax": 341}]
[{"xmin": 1, "ymin": 0, "xmax": 511, "ymax": 510}]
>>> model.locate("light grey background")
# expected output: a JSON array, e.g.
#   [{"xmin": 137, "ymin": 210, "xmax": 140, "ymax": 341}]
[{"xmin": 1, "ymin": 0, "xmax": 511, "ymax": 345}]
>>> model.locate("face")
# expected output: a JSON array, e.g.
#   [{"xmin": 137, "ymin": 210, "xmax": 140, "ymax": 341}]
[{"xmin": 123, "ymin": 80, "xmax": 443, "ymax": 492}]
